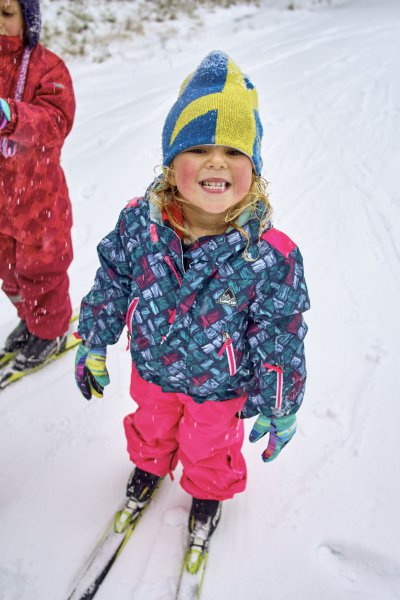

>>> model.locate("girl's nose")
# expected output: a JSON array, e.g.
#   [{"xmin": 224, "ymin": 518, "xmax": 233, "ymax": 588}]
[{"xmin": 206, "ymin": 147, "xmax": 227, "ymax": 168}]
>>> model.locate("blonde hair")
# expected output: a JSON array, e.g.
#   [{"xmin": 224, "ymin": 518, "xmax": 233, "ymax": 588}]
[{"xmin": 151, "ymin": 167, "xmax": 273, "ymax": 260}]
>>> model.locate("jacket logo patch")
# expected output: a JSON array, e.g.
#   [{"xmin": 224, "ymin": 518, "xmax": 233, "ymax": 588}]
[{"xmin": 217, "ymin": 287, "xmax": 238, "ymax": 307}]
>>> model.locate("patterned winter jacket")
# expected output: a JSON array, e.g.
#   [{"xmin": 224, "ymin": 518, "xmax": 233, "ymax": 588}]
[
  {"xmin": 0, "ymin": 37, "xmax": 75, "ymax": 246},
  {"xmin": 78, "ymin": 192, "xmax": 310, "ymax": 419}
]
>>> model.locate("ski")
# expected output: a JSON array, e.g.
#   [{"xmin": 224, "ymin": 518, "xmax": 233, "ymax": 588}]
[
  {"xmin": 176, "ymin": 543, "xmax": 209, "ymax": 600},
  {"xmin": 176, "ymin": 501, "xmax": 221, "ymax": 600},
  {"xmin": 67, "ymin": 482, "xmax": 162, "ymax": 600},
  {"xmin": 0, "ymin": 310, "xmax": 79, "ymax": 369},
  {"xmin": 66, "ymin": 513, "xmax": 139, "ymax": 600},
  {"xmin": 0, "ymin": 349, "xmax": 15, "ymax": 368},
  {"xmin": 0, "ymin": 311, "xmax": 80, "ymax": 390}
]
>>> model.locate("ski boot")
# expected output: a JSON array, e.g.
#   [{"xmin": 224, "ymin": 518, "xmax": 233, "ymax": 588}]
[
  {"xmin": 114, "ymin": 467, "xmax": 161, "ymax": 534},
  {"xmin": 13, "ymin": 332, "xmax": 68, "ymax": 370},
  {"xmin": 185, "ymin": 498, "xmax": 222, "ymax": 574},
  {"xmin": 0, "ymin": 320, "xmax": 30, "ymax": 367}
]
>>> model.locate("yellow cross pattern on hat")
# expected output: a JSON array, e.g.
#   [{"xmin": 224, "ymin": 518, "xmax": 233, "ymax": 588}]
[{"xmin": 169, "ymin": 58, "xmax": 259, "ymax": 160}]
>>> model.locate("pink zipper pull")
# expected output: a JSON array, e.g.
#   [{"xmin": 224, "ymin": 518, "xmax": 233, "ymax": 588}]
[
  {"xmin": 217, "ymin": 331, "xmax": 231, "ymax": 357},
  {"xmin": 218, "ymin": 332, "xmax": 237, "ymax": 376},
  {"xmin": 263, "ymin": 363, "xmax": 283, "ymax": 374},
  {"xmin": 126, "ymin": 331, "xmax": 131, "ymax": 351},
  {"xmin": 263, "ymin": 363, "xmax": 284, "ymax": 409}
]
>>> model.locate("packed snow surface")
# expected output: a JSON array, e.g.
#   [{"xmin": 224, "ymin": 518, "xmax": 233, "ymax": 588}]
[{"xmin": 1, "ymin": 0, "xmax": 400, "ymax": 598}]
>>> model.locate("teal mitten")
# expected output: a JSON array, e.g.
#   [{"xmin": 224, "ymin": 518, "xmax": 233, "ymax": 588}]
[
  {"xmin": 249, "ymin": 414, "xmax": 297, "ymax": 462},
  {"xmin": 75, "ymin": 344, "xmax": 110, "ymax": 400},
  {"xmin": 0, "ymin": 98, "xmax": 11, "ymax": 130}
]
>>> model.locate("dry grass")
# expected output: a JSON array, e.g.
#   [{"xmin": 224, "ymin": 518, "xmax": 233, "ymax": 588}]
[{"xmin": 41, "ymin": 0, "xmax": 260, "ymax": 59}]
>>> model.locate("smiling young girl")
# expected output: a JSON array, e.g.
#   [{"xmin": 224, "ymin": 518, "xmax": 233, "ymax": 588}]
[
  {"xmin": 75, "ymin": 51, "xmax": 310, "ymax": 573},
  {"xmin": 0, "ymin": 0, "xmax": 75, "ymax": 373}
]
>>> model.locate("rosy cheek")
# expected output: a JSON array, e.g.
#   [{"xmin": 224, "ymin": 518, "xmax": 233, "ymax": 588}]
[
  {"xmin": 175, "ymin": 161, "xmax": 198, "ymax": 191},
  {"xmin": 235, "ymin": 165, "xmax": 253, "ymax": 197}
]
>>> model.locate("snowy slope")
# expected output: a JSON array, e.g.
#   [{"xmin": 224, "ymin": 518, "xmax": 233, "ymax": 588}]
[{"xmin": 1, "ymin": 0, "xmax": 400, "ymax": 598}]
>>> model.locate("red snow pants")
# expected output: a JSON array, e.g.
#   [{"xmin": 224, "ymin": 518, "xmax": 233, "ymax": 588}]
[
  {"xmin": 0, "ymin": 233, "xmax": 73, "ymax": 339},
  {"xmin": 124, "ymin": 364, "xmax": 248, "ymax": 501}
]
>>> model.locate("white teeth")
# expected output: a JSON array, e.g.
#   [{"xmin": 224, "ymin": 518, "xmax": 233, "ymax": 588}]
[{"xmin": 201, "ymin": 181, "xmax": 227, "ymax": 190}]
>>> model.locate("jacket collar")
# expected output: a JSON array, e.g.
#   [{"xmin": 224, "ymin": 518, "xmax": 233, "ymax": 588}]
[
  {"xmin": 146, "ymin": 177, "xmax": 264, "ymax": 264},
  {"xmin": 0, "ymin": 35, "xmax": 24, "ymax": 57}
]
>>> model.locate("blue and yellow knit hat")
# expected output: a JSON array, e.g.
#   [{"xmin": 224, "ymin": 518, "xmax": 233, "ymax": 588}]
[{"xmin": 162, "ymin": 51, "xmax": 263, "ymax": 175}]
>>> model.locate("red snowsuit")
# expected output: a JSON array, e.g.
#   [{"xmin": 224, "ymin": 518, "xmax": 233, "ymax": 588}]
[{"xmin": 0, "ymin": 36, "xmax": 75, "ymax": 338}]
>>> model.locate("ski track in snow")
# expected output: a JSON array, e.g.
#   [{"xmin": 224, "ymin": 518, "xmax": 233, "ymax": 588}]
[
  {"xmin": 1, "ymin": 1, "xmax": 400, "ymax": 599},
  {"xmin": 130, "ymin": 505, "xmax": 188, "ymax": 600},
  {"xmin": 318, "ymin": 542, "xmax": 400, "ymax": 599}
]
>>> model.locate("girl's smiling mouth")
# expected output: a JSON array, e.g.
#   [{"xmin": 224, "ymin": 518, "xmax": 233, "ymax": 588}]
[{"xmin": 199, "ymin": 178, "xmax": 231, "ymax": 193}]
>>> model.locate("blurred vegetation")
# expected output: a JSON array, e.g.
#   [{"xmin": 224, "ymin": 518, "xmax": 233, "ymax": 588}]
[{"xmin": 41, "ymin": 0, "xmax": 260, "ymax": 61}]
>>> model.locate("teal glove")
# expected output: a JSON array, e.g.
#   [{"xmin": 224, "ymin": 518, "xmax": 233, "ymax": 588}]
[
  {"xmin": 249, "ymin": 414, "xmax": 297, "ymax": 462},
  {"xmin": 0, "ymin": 98, "xmax": 11, "ymax": 130},
  {"xmin": 75, "ymin": 344, "xmax": 110, "ymax": 400}
]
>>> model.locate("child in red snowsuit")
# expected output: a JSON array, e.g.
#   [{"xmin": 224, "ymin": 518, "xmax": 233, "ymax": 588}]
[{"xmin": 0, "ymin": 0, "xmax": 75, "ymax": 370}]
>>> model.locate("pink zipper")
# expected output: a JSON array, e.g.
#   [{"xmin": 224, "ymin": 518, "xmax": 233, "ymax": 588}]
[
  {"xmin": 263, "ymin": 363, "xmax": 284, "ymax": 410},
  {"xmin": 218, "ymin": 332, "xmax": 237, "ymax": 376},
  {"xmin": 126, "ymin": 298, "xmax": 140, "ymax": 332},
  {"xmin": 164, "ymin": 256, "xmax": 182, "ymax": 286},
  {"xmin": 125, "ymin": 297, "xmax": 139, "ymax": 350}
]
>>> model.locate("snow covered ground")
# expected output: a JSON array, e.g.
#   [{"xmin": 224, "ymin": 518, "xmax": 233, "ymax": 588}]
[{"xmin": 1, "ymin": 0, "xmax": 400, "ymax": 598}]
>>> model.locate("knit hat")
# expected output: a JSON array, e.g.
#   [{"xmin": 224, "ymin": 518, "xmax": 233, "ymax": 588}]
[
  {"xmin": 162, "ymin": 51, "xmax": 263, "ymax": 175},
  {"xmin": 19, "ymin": 0, "xmax": 41, "ymax": 48}
]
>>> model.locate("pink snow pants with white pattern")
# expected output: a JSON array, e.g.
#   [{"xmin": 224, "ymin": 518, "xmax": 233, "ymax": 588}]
[{"xmin": 124, "ymin": 364, "xmax": 247, "ymax": 501}]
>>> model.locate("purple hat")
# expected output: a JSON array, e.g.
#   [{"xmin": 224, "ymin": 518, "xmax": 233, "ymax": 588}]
[{"xmin": 19, "ymin": 0, "xmax": 41, "ymax": 48}]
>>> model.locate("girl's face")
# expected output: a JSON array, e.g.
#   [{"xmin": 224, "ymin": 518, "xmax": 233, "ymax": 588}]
[
  {"xmin": 171, "ymin": 145, "xmax": 253, "ymax": 216},
  {"xmin": 0, "ymin": 0, "xmax": 24, "ymax": 37}
]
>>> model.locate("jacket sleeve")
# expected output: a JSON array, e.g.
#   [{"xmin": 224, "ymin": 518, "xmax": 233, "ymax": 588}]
[
  {"xmin": 243, "ymin": 243, "xmax": 310, "ymax": 419},
  {"xmin": 78, "ymin": 213, "xmax": 133, "ymax": 348},
  {"xmin": 2, "ymin": 58, "xmax": 75, "ymax": 147}
]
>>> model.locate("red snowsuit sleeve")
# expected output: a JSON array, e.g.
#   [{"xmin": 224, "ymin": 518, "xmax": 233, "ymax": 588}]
[{"xmin": 2, "ymin": 58, "xmax": 75, "ymax": 148}]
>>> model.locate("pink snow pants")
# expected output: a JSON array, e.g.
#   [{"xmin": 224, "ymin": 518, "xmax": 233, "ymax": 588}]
[
  {"xmin": 0, "ymin": 233, "xmax": 73, "ymax": 339},
  {"xmin": 124, "ymin": 364, "xmax": 248, "ymax": 501}
]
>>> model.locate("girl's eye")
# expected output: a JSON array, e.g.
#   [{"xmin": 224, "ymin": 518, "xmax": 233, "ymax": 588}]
[
  {"xmin": 227, "ymin": 149, "xmax": 243, "ymax": 156},
  {"xmin": 186, "ymin": 148, "xmax": 206, "ymax": 154}
]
